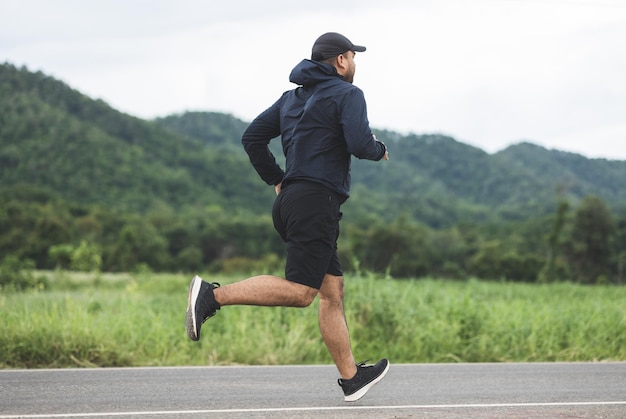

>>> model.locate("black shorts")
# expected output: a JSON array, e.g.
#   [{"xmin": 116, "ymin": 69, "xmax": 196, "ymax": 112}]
[{"xmin": 272, "ymin": 180, "xmax": 343, "ymax": 289}]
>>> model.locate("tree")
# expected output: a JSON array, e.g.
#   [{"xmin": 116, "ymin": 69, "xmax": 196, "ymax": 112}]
[
  {"xmin": 351, "ymin": 218, "xmax": 434, "ymax": 278},
  {"xmin": 566, "ymin": 196, "xmax": 615, "ymax": 283},
  {"xmin": 25, "ymin": 213, "xmax": 72, "ymax": 268},
  {"xmin": 611, "ymin": 216, "xmax": 626, "ymax": 285},
  {"xmin": 48, "ymin": 244, "xmax": 74, "ymax": 269},
  {"xmin": 110, "ymin": 221, "xmax": 169, "ymax": 272},
  {"xmin": 468, "ymin": 240, "xmax": 502, "ymax": 280},
  {"xmin": 538, "ymin": 199, "xmax": 570, "ymax": 283}
]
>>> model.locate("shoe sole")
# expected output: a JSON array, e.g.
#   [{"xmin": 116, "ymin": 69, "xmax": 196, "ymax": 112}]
[
  {"xmin": 185, "ymin": 275, "xmax": 203, "ymax": 341},
  {"xmin": 344, "ymin": 361, "xmax": 391, "ymax": 402}
]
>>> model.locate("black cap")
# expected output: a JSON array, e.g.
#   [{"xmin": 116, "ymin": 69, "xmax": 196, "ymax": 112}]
[{"xmin": 311, "ymin": 32, "xmax": 366, "ymax": 61}]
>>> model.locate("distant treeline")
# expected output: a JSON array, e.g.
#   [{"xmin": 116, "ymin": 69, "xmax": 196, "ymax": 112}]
[{"xmin": 1, "ymin": 186, "xmax": 624, "ymax": 286}]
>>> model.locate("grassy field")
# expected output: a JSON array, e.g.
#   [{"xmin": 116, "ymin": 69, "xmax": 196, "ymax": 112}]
[{"xmin": 1, "ymin": 271, "xmax": 624, "ymax": 368}]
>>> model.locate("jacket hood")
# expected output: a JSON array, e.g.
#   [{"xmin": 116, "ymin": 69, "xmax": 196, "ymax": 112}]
[{"xmin": 289, "ymin": 59, "xmax": 341, "ymax": 87}]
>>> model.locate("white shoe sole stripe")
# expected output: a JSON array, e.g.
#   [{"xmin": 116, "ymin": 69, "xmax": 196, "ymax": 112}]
[
  {"xmin": 344, "ymin": 361, "xmax": 390, "ymax": 402},
  {"xmin": 189, "ymin": 276, "xmax": 202, "ymax": 338}
]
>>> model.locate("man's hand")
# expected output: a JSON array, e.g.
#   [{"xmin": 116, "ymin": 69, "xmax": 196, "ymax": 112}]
[
  {"xmin": 373, "ymin": 134, "xmax": 389, "ymax": 161},
  {"xmin": 274, "ymin": 182, "xmax": 282, "ymax": 195}
]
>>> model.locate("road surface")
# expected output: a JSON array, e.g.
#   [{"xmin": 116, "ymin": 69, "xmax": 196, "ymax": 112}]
[{"xmin": 1, "ymin": 362, "xmax": 625, "ymax": 418}]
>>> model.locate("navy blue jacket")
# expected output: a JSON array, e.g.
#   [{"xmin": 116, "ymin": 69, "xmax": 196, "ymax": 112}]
[{"xmin": 242, "ymin": 59, "xmax": 386, "ymax": 199}]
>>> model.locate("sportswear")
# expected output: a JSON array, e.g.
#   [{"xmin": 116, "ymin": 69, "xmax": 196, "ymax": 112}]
[
  {"xmin": 338, "ymin": 359, "xmax": 390, "ymax": 402},
  {"xmin": 242, "ymin": 59, "xmax": 386, "ymax": 199}
]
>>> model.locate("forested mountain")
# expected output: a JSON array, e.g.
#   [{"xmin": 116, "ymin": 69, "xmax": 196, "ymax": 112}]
[
  {"xmin": 2, "ymin": 62, "xmax": 626, "ymax": 225},
  {"xmin": 0, "ymin": 63, "xmax": 270, "ymax": 214},
  {"xmin": 155, "ymin": 111, "xmax": 626, "ymax": 227},
  {"xmin": 2, "ymin": 62, "xmax": 625, "ymax": 283},
  {"xmin": 156, "ymin": 111, "xmax": 248, "ymax": 152}
]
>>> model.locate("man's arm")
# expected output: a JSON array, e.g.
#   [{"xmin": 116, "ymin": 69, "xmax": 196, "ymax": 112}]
[
  {"xmin": 241, "ymin": 101, "xmax": 284, "ymax": 186},
  {"xmin": 341, "ymin": 88, "xmax": 388, "ymax": 161}
]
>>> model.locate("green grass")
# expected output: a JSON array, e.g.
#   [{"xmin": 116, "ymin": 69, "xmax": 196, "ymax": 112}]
[{"xmin": 1, "ymin": 271, "xmax": 624, "ymax": 368}]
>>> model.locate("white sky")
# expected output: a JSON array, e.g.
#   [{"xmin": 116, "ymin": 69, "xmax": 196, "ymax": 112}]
[{"xmin": 1, "ymin": 0, "xmax": 625, "ymax": 160}]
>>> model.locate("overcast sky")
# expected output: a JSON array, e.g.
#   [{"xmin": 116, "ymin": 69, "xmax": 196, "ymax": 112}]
[{"xmin": 2, "ymin": 0, "xmax": 625, "ymax": 160}]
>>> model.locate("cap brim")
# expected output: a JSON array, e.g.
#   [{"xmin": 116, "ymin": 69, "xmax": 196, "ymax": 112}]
[{"xmin": 353, "ymin": 45, "xmax": 366, "ymax": 52}]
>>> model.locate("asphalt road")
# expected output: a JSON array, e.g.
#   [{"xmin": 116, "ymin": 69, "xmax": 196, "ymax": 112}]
[{"xmin": 1, "ymin": 363, "xmax": 625, "ymax": 418}]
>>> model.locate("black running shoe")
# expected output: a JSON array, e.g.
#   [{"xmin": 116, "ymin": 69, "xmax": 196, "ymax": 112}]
[
  {"xmin": 338, "ymin": 359, "xmax": 390, "ymax": 402},
  {"xmin": 186, "ymin": 275, "xmax": 221, "ymax": 341}
]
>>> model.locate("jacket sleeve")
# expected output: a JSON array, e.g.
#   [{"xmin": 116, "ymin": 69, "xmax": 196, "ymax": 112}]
[
  {"xmin": 241, "ymin": 100, "xmax": 285, "ymax": 185},
  {"xmin": 340, "ymin": 88, "xmax": 387, "ymax": 161}
]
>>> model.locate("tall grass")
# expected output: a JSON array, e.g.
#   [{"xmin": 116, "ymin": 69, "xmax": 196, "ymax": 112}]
[{"xmin": 1, "ymin": 271, "xmax": 624, "ymax": 368}]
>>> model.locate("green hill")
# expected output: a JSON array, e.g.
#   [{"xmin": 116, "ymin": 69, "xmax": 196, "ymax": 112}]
[
  {"xmin": 0, "ymin": 63, "xmax": 271, "ymax": 214},
  {"xmin": 2, "ymin": 62, "xmax": 626, "ymax": 227}
]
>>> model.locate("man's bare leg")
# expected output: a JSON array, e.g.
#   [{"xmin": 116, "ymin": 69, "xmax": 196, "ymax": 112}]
[
  {"xmin": 318, "ymin": 274, "xmax": 358, "ymax": 380},
  {"xmin": 194, "ymin": 273, "xmax": 357, "ymax": 377},
  {"xmin": 214, "ymin": 275, "xmax": 318, "ymax": 308}
]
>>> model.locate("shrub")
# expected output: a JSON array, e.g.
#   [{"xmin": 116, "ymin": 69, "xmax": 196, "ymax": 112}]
[
  {"xmin": 71, "ymin": 240, "xmax": 102, "ymax": 272},
  {"xmin": 0, "ymin": 256, "xmax": 47, "ymax": 291}
]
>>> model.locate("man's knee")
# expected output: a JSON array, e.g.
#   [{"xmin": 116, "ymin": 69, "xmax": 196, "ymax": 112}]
[
  {"xmin": 318, "ymin": 274, "xmax": 345, "ymax": 303},
  {"xmin": 295, "ymin": 285, "xmax": 318, "ymax": 307}
]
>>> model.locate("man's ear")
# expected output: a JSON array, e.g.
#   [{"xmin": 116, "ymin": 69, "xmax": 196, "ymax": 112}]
[{"xmin": 335, "ymin": 54, "xmax": 347, "ymax": 72}]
